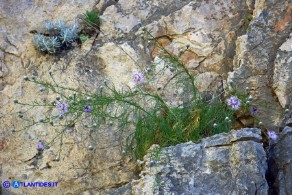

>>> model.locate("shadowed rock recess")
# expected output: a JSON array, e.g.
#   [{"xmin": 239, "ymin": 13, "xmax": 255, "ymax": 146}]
[{"xmin": 0, "ymin": 0, "xmax": 292, "ymax": 194}]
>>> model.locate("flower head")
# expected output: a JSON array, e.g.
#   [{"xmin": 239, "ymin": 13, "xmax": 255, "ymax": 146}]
[
  {"xmin": 56, "ymin": 101, "xmax": 69, "ymax": 117},
  {"xmin": 226, "ymin": 96, "xmax": 241, "ymax": 110},
  {"xmin": 150, "ymin": 160, "xmax": 157, "ymax": 167},
  {"xmin": 132, "ymin": 71, "xmax": 144, "ymax": 85},
  {"xmin": 267, "ymin": 131, "xmax": 277, "ymax": 140},
  {"xmin": 37, "ymin": 141, "xmax": 44, "ymax": 150},
  {"xmin": 251, "ymin": 106, "xmax": 258, "ymax": 115},
  {"xmin": 84, "ymin": 105, "xmax": 92, "ymax": 113}
]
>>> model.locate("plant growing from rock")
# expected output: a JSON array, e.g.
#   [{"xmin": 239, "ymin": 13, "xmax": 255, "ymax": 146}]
[
  {"xmin": 32, "ymin": 34, "xmax": 61, "ymax": 54},
  {"xmin": 16, "ymin": 29, "xmax": 258, "ymax": 161},
  {"xmin": 59, "ymin": 23, "xmax": 78, "ymax": 45},
  {"xmin": 79, "ymin": 10, "xmax": 101, "ymax": 36},
  {"xmin": 32, "ymin": 20, "xmax": 79, "ymax": 54},
  {"xmin": 83, "ymin": 10, "xmax": 100, "ymax": 28},
  {"xmin": 79, "ymin": 34, "xmax": 89, "ymax": 43}
]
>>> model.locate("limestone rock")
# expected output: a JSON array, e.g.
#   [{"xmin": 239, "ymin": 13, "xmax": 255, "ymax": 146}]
[
  {"xmin": 194, "ymin": 72, "xmax": 220, "ymax": 92},
  {"xmin": 268, "ymin": 126, "xmax": 292, "ymax": 195},
  {"xmin": 97, "ymin": 42, "xmax": 138, "ymax": 88},
  {"xmin": 227, "ymin": 1, "xmax": 292, "ymax": 127},
  {"xmin": 132, "ymin": 128, "xmax": 268, "ymax": 195},
  {"xmin": 143, "ymin": 0, "xmax": 250, "ymax": 77},
  {"xmin": 0, "ymin": 1, "xmax": 139, "ymax": 195},
  {"xmin": 273, "ymin": 34, "xmax": 292, "ymax": 108}
]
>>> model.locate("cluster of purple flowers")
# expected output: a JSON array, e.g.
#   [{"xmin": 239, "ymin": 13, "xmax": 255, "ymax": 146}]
[
  {"xmin": 56, "ymin": 101, "xmax": 92, "ymax": 115},
  {"xmin": 226, "ymin": 96, "xmax": 241, "ymax": 110},
  {"xmin": 132, "ymin": 71, "xmax": 144, "ymax": 85},
  {"xmin": 226, "ymin": 96, "xmax": 259, "ymax": 116},
  {"xmin": 56, "ymin": 101, "xmax": 69, "ymax": 117}
]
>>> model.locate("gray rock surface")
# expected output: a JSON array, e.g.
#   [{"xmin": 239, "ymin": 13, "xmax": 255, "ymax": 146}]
[
  {"xmin": 273, "ymin": 34, "xmax": 292, "ymax": 108},
  {"xmin": 132, "ymin": 128, "xmax": 269, "ymax": 195},
  {"xmin": 268, "ymin": 126, "xmax": 292, "ymax": 195}
]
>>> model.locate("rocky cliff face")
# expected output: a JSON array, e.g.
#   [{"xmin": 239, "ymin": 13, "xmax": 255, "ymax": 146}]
[
  {"xmin": 0, "ymin": 0, "xmax": 292, "ymax": 194},
  {"xmin": 228, "ymin": 0, "xmax": 292, "ymax": 127}
]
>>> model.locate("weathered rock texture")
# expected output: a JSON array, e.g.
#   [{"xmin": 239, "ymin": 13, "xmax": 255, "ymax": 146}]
[
  {"xmin": 273, "ymin": 35, "xmax": 292, "ymax": 109},
  {"xmin": 268, "ymin": 126, "xmax": 292, "ymax": 195},
  {"xmin": 132, "ymin": 128, "xmax": 268, "ymax": 195},
  {"xmin": 227, "ymin": 0, "xmax": 292, "ymax": 127},
  {"xmin": 0, "ymin": 1, "xmax": 138, "ymax": 195},
  {"xmin": 0, "ymin": 0, "xmax": 292, "ymax": 194}
]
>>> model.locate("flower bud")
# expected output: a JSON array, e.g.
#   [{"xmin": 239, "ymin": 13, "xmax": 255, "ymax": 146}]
[
  {"xmin": 88, "ymin": 145, "xmax": 94, "ymax": 151},
  {"xmin": 169, "ymin": 66, "xmax": 175, "ymax": 72},
  {"xmin": 54, "ymin": 156, "xmax": 60, "ymax": 161},
  {"xmin": 86, "ymin": 97, "xmax": 92, "ymax": 101}
]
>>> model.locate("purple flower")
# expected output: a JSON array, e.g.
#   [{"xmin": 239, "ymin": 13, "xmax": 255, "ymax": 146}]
[
  {"xmin": 56, "ymin": 101, "xmax": 69, "ymax": 117},
  {"xmin": 251, "ymin": 106, "xmax": 258, "ymax": 115},
  {"xmin": 267, "ymin": 131, "xmax": 278, "ymax": 140},
  {"xmin": 226, "ymin": 96, "xmax": 241, "ymax": 110},
  {"xmin": 37, "ymin": 141, "xmax": 44, "ymax": 150},
  {"xmin": 84, "ymin": 105, "xmax": 92, "ymax": 113},
  {"xmin": 150, "ymin": 160, "xmax": 157, "ymax": 167},
  {"xmin": 132, "ymin": 71, "xmax": 144, "ymax": 85}
]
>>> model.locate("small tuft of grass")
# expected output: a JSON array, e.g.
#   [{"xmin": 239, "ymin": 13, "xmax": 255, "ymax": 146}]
[
  {"xmin": 132, "ymin": 95, "xmax": 235, "ymax": 159},
  {"xmin": 83, "ymin": 10, "xmax": 100, "ymax": 27}
]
